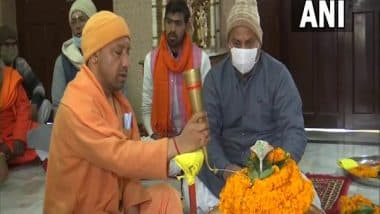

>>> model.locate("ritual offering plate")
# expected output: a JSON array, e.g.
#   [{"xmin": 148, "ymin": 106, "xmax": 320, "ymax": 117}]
[
  {"xmin": 338, "ymin": 155, "xmax": 380, "ymax": 187},
  {"xmin": 219, "ymin": 141, "xmax": 322, "ymax": 214}
]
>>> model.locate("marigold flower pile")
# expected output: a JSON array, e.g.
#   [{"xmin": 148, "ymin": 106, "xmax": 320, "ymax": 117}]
[
  {"xmin": 219, "ymin": 148, "xmax": 314, "ymax": 214},
  {"xmin": 339, "ymin": 194, "xmax": 380, "ymax": 214},
  {"xmin": 348, "ymin": 164, "xmax": 380, "ymax": 178}
]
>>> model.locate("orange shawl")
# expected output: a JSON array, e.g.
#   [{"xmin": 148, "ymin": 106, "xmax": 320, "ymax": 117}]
[
  {"xmin": 151, "ymin": 33, "xmax": 193, "ymax": 136},
  {"xmin": 0, "ymin": 66, "xmax": 22, "ymax": 110},
  {"xmin": 0, "ymin": 66, "xmax": 37, "ymax": 165},
  {"xmin": 45, "ymin": 65, "xmax": 170, "ymax": 213}
]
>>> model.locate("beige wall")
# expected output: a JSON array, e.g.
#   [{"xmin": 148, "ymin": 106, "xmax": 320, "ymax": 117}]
[
  {"xmin": 114, "ymin": 0, "xmax": 152, "ymax": 122},
  {"xmin": 0, "ymin": 0, "xmax": 17, "ymax": 30},
  {"xmin": 220, "ymin": 1, "xmax": 233, "ymax": 47}
]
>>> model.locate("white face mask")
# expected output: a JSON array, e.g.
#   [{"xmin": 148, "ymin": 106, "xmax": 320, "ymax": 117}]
[
  {"xmin": 72, "ymin": 36, "xmax": 81, "ymax": 49},
  {"xmin": 230, "ymin": 47, "xmax": 258, "ymax": 74}
]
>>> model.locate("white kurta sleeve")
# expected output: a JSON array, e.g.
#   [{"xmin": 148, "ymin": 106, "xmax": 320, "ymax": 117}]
[
  {"xmin": 200, "ymin": 51, "xmax": 211, "ymax": 84},
  {"xmin": 141, "ymin": 52, "xmax": 154, "ymax": 136}
]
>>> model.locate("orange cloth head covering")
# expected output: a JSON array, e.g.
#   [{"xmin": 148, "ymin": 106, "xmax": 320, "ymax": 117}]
[
  {"xmin": 151, "ymin": 33, "xmax": 193, "ymax": 136},
  {"xmin": 0, "ymin": 66, "xmax": 22, "ymax": 110},
  {"xmin": 81, "ymin": 11, "xmax": 131, "ymax": 62}
]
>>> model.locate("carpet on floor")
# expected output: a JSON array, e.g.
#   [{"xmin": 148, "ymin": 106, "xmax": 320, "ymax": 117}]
[{"xmin": 306, "ymin": 173, "xmax": 352, "ymax": 214}]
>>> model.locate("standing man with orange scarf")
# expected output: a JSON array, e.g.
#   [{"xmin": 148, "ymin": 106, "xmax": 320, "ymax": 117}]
[
  {"xmin": 142, "ymin": 2, "xmax": 211, "ymax": 212},
  {"xmin": 142, "ymin": 0, "xmax": 211, "ymax": 140},
  {"xmin": 0, "ymin": 59, "xmax": 37, "ymax": 168}
]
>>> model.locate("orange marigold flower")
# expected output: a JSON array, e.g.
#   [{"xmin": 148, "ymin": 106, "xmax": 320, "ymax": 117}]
[
  {"xmin": 266, "ymin": 147, "xmax": 288, "ymax": 164},
  {"xmin": 348, "ymin": 165, "xmax": 379, "ymax": 178},
  {"xmin": 219, "ymin": 159, "xmax": 314, "ymax": 214},
  {"xmin": 339, "ymin": 194, "xmax": 380, "ymax": 214}
]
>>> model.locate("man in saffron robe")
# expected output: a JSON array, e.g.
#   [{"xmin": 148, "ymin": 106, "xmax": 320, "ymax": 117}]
[
  {"xmin": 44, "ymin": 11, "xmax": 209, "ymax": 213},
  {"xmin": 0, "ymin": 25, "xmax": 52, "ymax": 123},
  {"xmin": 0, "ymin": 60, "xmax": 38, "ymax": 166}
]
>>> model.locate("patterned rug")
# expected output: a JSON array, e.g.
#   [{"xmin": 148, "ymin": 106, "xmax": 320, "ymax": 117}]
[{"xmin": 306, "ymin": 173, "xmax": 352, "ymax": 214}]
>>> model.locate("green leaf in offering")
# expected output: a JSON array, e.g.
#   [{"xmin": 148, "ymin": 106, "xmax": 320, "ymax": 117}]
[
  {"xmin": 248, "ymin": 168, "xmax": 259, "ymax": 181},
  {"xmin": 353, "ymin": 205, "xmax": 375, "ymax": 214},
  {"xmin": 247, "ymin": 156, "xmax": 260, "ymax": 172},
  {"xmin": 263, "ymin": 159, "xmax": 272, "ymax": 170},
  {"xmin": 259, "ymin": 167, "xmax": 274, "ymax": 179}
]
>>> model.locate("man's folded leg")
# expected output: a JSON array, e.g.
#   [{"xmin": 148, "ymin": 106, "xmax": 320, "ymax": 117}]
[{"xmin": 140, "ymin": 183, "xmax": 183, "ymax": 214}]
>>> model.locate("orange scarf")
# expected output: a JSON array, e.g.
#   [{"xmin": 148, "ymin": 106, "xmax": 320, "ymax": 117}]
[
  {"xmin": 0, "ymin": 66, "xmax": 22, "ymax": 110},
  {"xmin": 63, "ymin": 65, "xmax": 140, "ymax": 141},
  {"xmin": 151, "ymin": 33, "xmax": 193, "ymax": 136}
]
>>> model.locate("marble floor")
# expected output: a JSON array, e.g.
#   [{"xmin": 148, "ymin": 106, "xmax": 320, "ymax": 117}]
[
  {"xmin": 0, "ymin": 133, "xmax": 379, "ymax": 213},
  {"xmin": 0, "ymin": 162, "xmax": 45, "ymax": 214},
  {"xmin": 299, "ymin": 142, "xmax": 380, "ymax": 204}
]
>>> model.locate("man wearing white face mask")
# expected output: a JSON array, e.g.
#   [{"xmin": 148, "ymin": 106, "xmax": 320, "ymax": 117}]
[
  {"xmin": 186, "ymin": 0, "xmax": 315, "ymax": 213},
  {"xmin": 51, "ymin": 0, "xmax": 97, "ymax": 115}
]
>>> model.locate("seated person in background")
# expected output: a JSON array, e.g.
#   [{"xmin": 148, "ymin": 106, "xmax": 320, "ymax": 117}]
[
  {"xmin": 0, "ymin": 59, "xmax": 38, "ymax": 166},
  {"xmin": 0, "ymin": 25, "xmax": 51, "ymax": 123},
  {"xmin": 51, "ymin": 0, "xmax": 97, "ymax": 112},
  {"xmin": 44, "ymin": 11, "xmax": 209, "ymax": 213},
  {"xmin": 191, "ymin": 0, "xmax": 316, "ymax": 212}
]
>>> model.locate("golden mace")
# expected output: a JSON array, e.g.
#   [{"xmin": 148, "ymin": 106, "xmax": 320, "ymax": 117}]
[{"xmin": 183, "ymin": 68, "xmax": 218, "ymax": 174}]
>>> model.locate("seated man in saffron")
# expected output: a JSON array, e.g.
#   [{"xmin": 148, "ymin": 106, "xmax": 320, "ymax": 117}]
[
  {"xmin": 0, "ymin": 60, "xmax": 37, "ymax": 166},
  {"xmin": 44, "ymin": 11, "xmax": 209, "ymax": 213}
]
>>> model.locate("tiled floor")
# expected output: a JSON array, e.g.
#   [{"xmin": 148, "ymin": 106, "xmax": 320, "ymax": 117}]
[
  {"xmin": 0, "ymin": 162, "xmax": 45, "ymax": 214},
  {"xmin": 299, "ymin": 142, "xmax": 380, "ymax": 204},
  {"xmin": 0, "ymin": 132, "xmax": 379, "ymax": 213}
]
